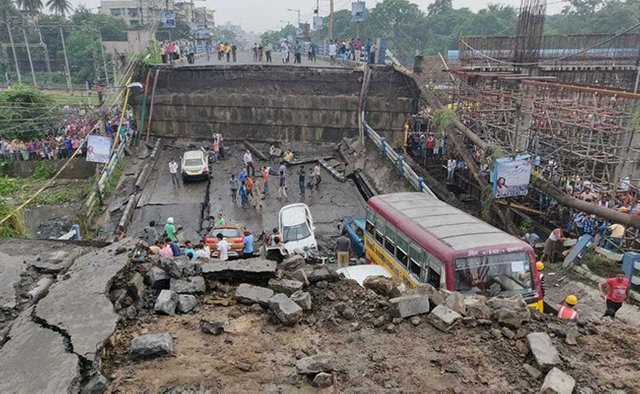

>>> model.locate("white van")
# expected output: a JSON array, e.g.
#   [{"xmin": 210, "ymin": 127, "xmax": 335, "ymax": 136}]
[
  {"xmin": 278, "ymin": 203, "xmax": 317, "ymax": 254},
  {"xmin": 181, "ymin": 150, "xmax": 209, "ymax": 181}
]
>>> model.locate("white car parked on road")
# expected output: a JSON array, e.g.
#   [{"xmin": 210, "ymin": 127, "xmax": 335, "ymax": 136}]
[
  {"xmin": 278, "ymin": 203, "xmax": 317, "ymax": 254},
  {"xmin": 181, "ymin": 149, "xmax": 209, "ymax": 182}
]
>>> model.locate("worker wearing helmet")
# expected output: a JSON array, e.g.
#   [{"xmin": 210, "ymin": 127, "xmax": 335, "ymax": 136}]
[
  {"xmin": 164, "ymin": 217, "xmax": 178, "ymax": 243},
  {"xmin": 556, "ymin": 295, "xmax": 579, "ymax": 321},
  {"xmin": 536, "ymin": 261, "xmax": 546, "ymax": 299}
]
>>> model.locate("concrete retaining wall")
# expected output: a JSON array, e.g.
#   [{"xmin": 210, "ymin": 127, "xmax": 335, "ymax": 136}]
[
  {"xmin": 0, "ymin": 159, "xmax": 97, "ymax": 179},
  {"xmin": 132, "ymin": 64, "xmax": 419, "ymax": 143}
]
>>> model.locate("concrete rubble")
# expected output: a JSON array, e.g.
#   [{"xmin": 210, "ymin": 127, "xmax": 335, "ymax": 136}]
[
  {"xmin": 527, "ymin": 332, "xmax": 561, "ymax": 371},
  {"xmin": 170, "ymin": 276, "xmax": 206, "ymax": 294},
  {"xmin": 201, "ymin": 258, "xmax": 277, "ymax": 283},
  {"xmin": 296, "ymin": 354, "xmax": 335, "ymax": 375},
  {"xmin": 154, "ymin": 289, "xmax": 179, "ymax": 315},
  {"xmin": 235, "ymin": 283, "xmax": 274, "ymax": 306},
  {"xmin": 268, "ymin": 278, "xmax": 304, "ymax": 295},
  {"xmin": 291, "ymin": 290, "xmax": 313, "ymax": 311},
  {"xmin": 269, "ymin": 293, "xmax": 303, "ymax": 326},
  {"xmin": 176, "ymin": 294, "xmax": 198, "ymax": 313},
  {"xmin": 146, "ymin": 266, "xmax": 170, "ymax": 289},
  {"xmin": 426, "ymin": 305, "xmax": 462, "ymax": 332},
  {"xmin": 389, "ymin": 294, "xmax": 430, "ymax": 318},
  {"xmin": 540, "ymin": 368, "xmax": 576, "ymax": 394},
  {"xmin": 130, "ymin": 332, "xmax": 174, "ymax": 359}
]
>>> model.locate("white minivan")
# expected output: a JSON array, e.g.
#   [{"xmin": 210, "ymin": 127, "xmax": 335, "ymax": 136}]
[{"xmin": 278, "ymin": 203, "xmax": 318, "ymax": 254}]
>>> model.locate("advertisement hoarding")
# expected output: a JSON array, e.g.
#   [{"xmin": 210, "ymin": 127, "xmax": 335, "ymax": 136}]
[
  {"xmin": 161, "ymin": 10, "xmax": 176, "ymax": 29},
  {"xmin": 86, "ymin": 135, "xmax": 112, "ymax": 164},
  {"xmin": 492, "ymin": 154, "xmax": 533, "ymax": 198},
  {"xmin": 351, "ymin": 2, "xmax": 366, "ymax": 22}
]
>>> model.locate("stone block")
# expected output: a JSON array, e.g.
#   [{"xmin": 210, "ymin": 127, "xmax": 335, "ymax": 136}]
[
  {"xmin": 268, "ymin": 278, "xmax": 304, "ymax": 295},
  {"xmin": 235, "ymin": 284, "xmax": 274, "ymax": 306},
  {"xmin": 540, "ymin": 368, "xmax": 575, "ymax": 394},
  {"xmin": 154, "ymin": 290, "xmax": 178, "ymax": 315},
  {"xmin": 170, "ymin": 276, "xmax": 206, "ymax": 294},
  {"xmin": 443, "ymin": 292, "xmax": 467, "ymax": 315},
  {"xmin": 176, "ymin": 295, "xmax": 198, "ymax": 313},
  {"xmin": 426, "ymin": 305, "xmax": 461, "ymax": 332},
  {"xmin": 389, "ymin": 294, "xmax": 430, "ymax": 318},
  {"xmin": 527, "ymin": 332, "xmax": 561, "ymax": 371},
  {"xmin": 312, "ymin": 372, "xmax": 333, "ymax": 388},
  {"xmin": 497, "ymin": 308, "xmax": 528, "ymax": 329},
  {"xmin": 127, "ymin": 272, "xmax": 145, "ymax": 301},
  {"xmin": 305, "ymin": 265, "xmax": 339, "ymax": 283},
  {"xmin": 466, "ymin": 303, "xmax": 493, "ymax": 320},
  {"xmin": 81, "ymin": 372, "xmax": 108, "ymax": 394},
  {"xmin": 268, "ymin": 293, "xmax": 303, "ymax": 326},
  {"xmin": 296, "ymin": 354, "xmax": 334, "ymax": 375},
  {"xmin": 280, "ymin": 255, "xmax": 306, "ymax": 271},
  {"xmin": 413, "ymin": 283, "xmax": 445, "ymax": 306},
  {"xmin": 285, "ymin": 268, "xmax": 310, "ymax": 287},
  {"xmin": 159, "ymin": 258, "xmax": 183, "ymax": 278},
  {"xmin": 201, "ymin": 258, "xmax": 277, "ymax": 283},
  {"xmin": 130, "ymin": 332, "xmax": 174, "ymax": 359},
  {"xmin": 146, "ymin": 266, "xmax": 170, "ymax": 289},
  {"xmin": 291, "ymin": 290, "xmax": 312, "ymax": 311},
  {"xmin": 363, "ymin": 276, "xmax": 395, "ymax": 297}
]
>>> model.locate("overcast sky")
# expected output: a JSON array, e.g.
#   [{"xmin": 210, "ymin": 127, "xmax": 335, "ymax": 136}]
[{"xmin": 84, "ymin": 0, "xmax": 567, "ymax": 33}]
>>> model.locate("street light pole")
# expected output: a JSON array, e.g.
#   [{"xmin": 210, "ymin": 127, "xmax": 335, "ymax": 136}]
[
  {"xmin": 59, "ymin": 26, "xmax": 72, "ymax": 90},
  {"xmin": 22, "ymin": 27, "xmax": 37, "ymax": 87},
  {"xmin": 329, "ymin": 0, "xmax": 334, "ymax": 42},
  {"xmin": 287, "ymin": 8, "xmax": 301, "ymax": 26}
]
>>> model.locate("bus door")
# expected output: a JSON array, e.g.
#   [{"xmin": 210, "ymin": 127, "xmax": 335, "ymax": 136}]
[{"xmin": 425, "ymin": 256, "xmax": 443, "ymax": 289}]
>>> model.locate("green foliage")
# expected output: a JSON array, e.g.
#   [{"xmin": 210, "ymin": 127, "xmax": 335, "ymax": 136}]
[
  {"xmin": 32, "ymin": 161, "xmax": 55, "ymax": 180},
  {"xmin": 480, "ymin": 143, "xmax": 505, "ymax": 166},
  {"xmin": 545, "ymin": 0, "xmax": 640, "ymax": 34},
  {"xmin": 633, "ymin": 112, "xmax": 640, "ymax": 129},
  {"xmin": 581, "ymin": 249, "xmax": 619, "ymax": 278},
  {"xmin": 0, "ymin": 200, "xmax": 27, "ymax": 237},
  {"xmin": 0, "ymin": 85, "xmax": 61, "ymax": 141},
  {"xmin": 432, "ymin": 108, "xmax": 456, "ymax": 137},
  {"xmin": 518, "ymin": 218, "xmax": 535, "ymax": 236},
  {"xmin": 261, "ymin": 24, "xmax": 297, "ymax": 45},
  {"xmin": 33, "ymin": 187, "xmax": 80, "ymax": 205},
  {"xmin": 0, "ymin": 176, "xmax": 19, "ymax": 198},
  {"xmin": 102, "ymin": 162, "xmax": 123, "ymax": 198}
]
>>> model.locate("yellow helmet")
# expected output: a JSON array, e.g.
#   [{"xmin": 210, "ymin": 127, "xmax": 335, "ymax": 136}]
[
  {"xmin": 536, "ymin": 261, "xmax": 544, "ymax": 271},
  {"xmin": 565, "ymin": 295, "xmax": 578, "ymax": 306}
]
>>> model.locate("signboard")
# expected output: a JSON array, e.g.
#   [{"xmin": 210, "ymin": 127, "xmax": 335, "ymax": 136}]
[
  {"xmin": 492, "ymin": 154, "xmax": 533, "ymax": 198},
  {"xmin": 86, "ymin": 135, "xmax": 112, "ymax": 164},
  {"xmin": 296, "ymin": 23, "xmax": 310, "ymax": 39},
  {"xmin": 161, "ymin": 10, "xmax": 176, "ymax": 29},
  {"xmin": 313, "ymin": 16, "xmax": 324, "ymax": 30},
  {"xmin": 351, "ymin": 1, "xmax": 366, "ymax": 22}
]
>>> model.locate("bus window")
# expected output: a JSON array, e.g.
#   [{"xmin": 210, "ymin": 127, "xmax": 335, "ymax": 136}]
[
  {"xmin": 395, "ymin": 236, "xmax": 409, "ymax": 267},
  {"xmin": 375, "ymin": 229, "xmax": 384, "ymax": 244},
  {"xmin": 384, "ymin": 225, "xmax": 396, "ymax": 254},
  {"xmin": 427, "ymin": 266, "xmax": 441, "ymax": 289},
  {"xmin": 409, "ymin": 259, "xmax": 422, "ymax": 279},
  {"xmin": 408, "ymin": 245, "xmax": 424, "ymax": 281},
  {"xmin": 365, "ymin": 220, "xmax": 374, "ymax": 235},
  {"xmin": 453, "ymin": 252, "xmax": 533, "ymax": 295}
]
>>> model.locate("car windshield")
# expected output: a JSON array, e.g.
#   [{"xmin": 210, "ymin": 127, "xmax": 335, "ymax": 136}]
[
  {"xmin": 210, "ymin": 228, "xmax": 240, "ymax": 238},
  {"xmin": 453, "ymin": 252, "xmax": 534, "ymax": 296},
  {"xmin": 283, "ymin": 223, "xmax": 311, "ymax": 243},
  {"xmin": 184, "ymin": 158, "xmax": 203, "ymax": 167}
]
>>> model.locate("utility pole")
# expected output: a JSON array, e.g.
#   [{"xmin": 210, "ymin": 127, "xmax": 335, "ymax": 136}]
[
  {"xmin": 287, "ymin": 8, "xmax": 301, "ymax": 25},
  {"xmin": 22, "ymin": 28, "xmax": 37, "ymax": 87},
  {"xmin": 6, "ymin": 22, "xmax": 21, "ymax": 83},
  {"xmin": 59, "ymin": 26, "xmax": 72, "ymax": 90},
  {"xmin": 37, "ymin": 27, "xmax": 51, "ymax": 73},
  {"xmin": 99, "ymin": 30, "xmax": 111, "ymax": 86},
  {"xmin": 328, "ymin": 0, "xmax": 334, "ymax": 42}
]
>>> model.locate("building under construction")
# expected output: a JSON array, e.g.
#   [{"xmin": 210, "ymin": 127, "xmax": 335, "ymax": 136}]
[{"xmin": 450, "ymin": 0, "xmax": 640, "ymax": 191}]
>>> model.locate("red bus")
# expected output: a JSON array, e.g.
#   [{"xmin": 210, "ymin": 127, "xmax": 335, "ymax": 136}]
[{"xmin": 365, "ymin": 192, "xmax": 543, "ymax": 311}]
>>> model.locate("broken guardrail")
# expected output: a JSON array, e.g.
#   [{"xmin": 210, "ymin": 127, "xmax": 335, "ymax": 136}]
[{"xmin": 364, "ymin": 122, "xmax": 437, "ymax": 199}]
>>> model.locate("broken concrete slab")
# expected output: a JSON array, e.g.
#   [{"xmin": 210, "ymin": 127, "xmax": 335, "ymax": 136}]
[
  {"xmin": 0, "ymin": 308, "xmax": 80, "ymax": 393},
  {"xmin": 296, "ymin": 354, "xmax": 335, "ymax": 375},
  {"xmin": 540, "ymin": 368, "xmax": 575, "ymax": 394},
  {"xmin": 176, "ymin": 294, "xmax": 198, "ymax": 313},
  {"xmin": 389, "ymin": 294, "xmax": 430, "ymax": 318},
  {"xmin": 27, "ymin": 276, "xmax": 54, "ymax": 301},
  {"xmin": 0, "ymin": 251, "xmax": 27, "ymax": 309},
  {"xmin": 269, "ymin": 293, "xmax": 303, "ymax": 326},
  {"xmin": 280, "ymin": 255, "xmax": 306, "ymax": 271},
  {"xmin": 146, "ymin": 266, "xmax": 170, "ymax": 289},
  {"xmin": 426, "ymin": 305, "xmax": 462, "ymax": 332},
  {"xmin": 523, "ymin": 363, "xmax": 542, "ymax": 379},
  {"xmin": 34, "ymin": 241, "xmax": 133, "ymax": 363},
  {"xmin": 81, "ymin": 372, "xmax": 108, "ymax": 394},
  {"xmin": 443, "ymin": 292, "xmax": 467, "ymax": 316},
  {"xmin": 527, "ymin": 332, "xmax": 561, "ymax": 371},
  {"xmin": 200, "ymin": 319, "xmax": 226, "ymax": 335},
  {"xmin": 305, "ymin": 265, "xmax": 339, "ymax": 283},
  {"xmin": 291, "ymin": 290, "xmax": 312, "ymax": 311},
  {"xmin": 284, "ymin": 268, "xmax": 310, "ymax": 287},
  {"xmin": 127, "ymin": 272, "xmax": 145, "ymax": 301},
  {"xmin": 155, "ymin": 290, "xmax": 179, "ymax": 315},
  {"xmin": 130, "ymin": 332, "xmax": 174, "ymax": 359},
  {"xmin": 497, "ymin": 308, "xmax": 529, "ymax": 329},
  {"xmin": 235, "ymin": 283, "xmax": 274, "ymax": 306},
  {"xmin": 466, "ymin": 303, "xmax": 493, "ymax": 320},
  {"xmin": 268, "ymin": 278, "xmax": 304, "ymax": 295},
  {"xmin": 202, "ymin": 258, "xmax": 277, "ymax": 284},
  {"xmin": 363, "ymin": 276, "xmax": 396, "ymax": 297},
  {"xmin": 412, "ymin": 283, "xmax": 445, "ymax": 307},
  {"xmin": 170, "ymin": 276, "xmax": 206, "ymax": 293}
]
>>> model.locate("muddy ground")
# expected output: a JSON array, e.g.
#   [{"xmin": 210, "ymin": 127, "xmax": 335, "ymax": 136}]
[{"xmin": 102, "ymin": 277, "xmax": 640, "ymax": 393}]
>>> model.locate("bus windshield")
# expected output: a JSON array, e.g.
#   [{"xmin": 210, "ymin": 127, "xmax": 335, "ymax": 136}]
[{"xmin": 453, "ymin": 252, "xmax": 534, "ymax": 296}]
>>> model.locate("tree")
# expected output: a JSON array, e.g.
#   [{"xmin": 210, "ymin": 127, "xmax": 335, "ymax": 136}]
[
  {"xmin": 15, "ymin": 0, "xmax": 43, "ymax": 13},
  {"xmin": 261, "ymin": 24, "xmax": 296, "ymax": 45},
  {"xmin": 427, "ymin": 0, "xmax": 452, "ymax": 16},
  {"xmin": 0, "ymin": 0, "xmax": 20, "ymax": 22},
  {"xmin": 66, "ymin": 25, "xmax": 103, "ymax": 84},
  {"xmin": 0, "ymin": 85, "xmax": 60, "ymax": 140},
  {"xmin": 46, "ymin": 0, "xmax": 71, "ymax": 16}
]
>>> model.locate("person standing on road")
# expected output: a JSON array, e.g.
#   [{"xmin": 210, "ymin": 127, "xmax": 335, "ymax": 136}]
[
  {"xmin": 243, "ymin": 150, "xmax": 255, "ymax": 177},
  {"xmin": 294, "ymin": 41, "xmax": 302, "ymax": 64},
  {"xmin": 245, "ymin": 176, "xmax": 255, "ymax": 204},
  {"xmin": 243, "ymin": 230, "xmax": 254, "ymax": 258},
  {"xmin": 239, "ymin": 181, "xmax": 249, "ymax": 209},
  {"xmin": 307, "ymin": 168, "xmax": 315, "ymax": 191},
  {"xmin": 229, "ymin": 174, "xmax": 239, "ymax": 203},
  {"xmin": 212, "ymin": 136, "xmax": 220, "ymax": 163},
  {"xmin": 298, "ymin": 166, "xmax": 306, "ymax": 196},
  {"xmin": 354, "ymin": 38, "xmax": 362, "ymax": 64},
  {"xmin": 169, "ymin": 159, "xmax": 180, "ymax": 187},
  {"xmin": 144, "ymin": 220, "xmax": 159, "ymax": 246},
  {"xmin": 278, "ymin": 166, "xmax": 288, "ymax": 201},
  {"xmin": 216, "ymin": 233, "xmax": 230, "ymax": 261},
  {"xmin": 217, "ymin": 212, "xmax": 226, "ymax": 226},
  {"xmin": 265, "ymin": 42, "xmax": 273, "ymax": 63},
  {"xmin": 231, "ymin": 43, "xmax": 237, "ymax": 62},
  {"xmin": 164, "ymin": 217, "xmax": 178, "ymax": 242},
  {"xmin": 335, "ymin": 230, "xmax": 352, "ymax": 268},
  {"xmin": 541, "ymin": 228, "xmax": 568, "ymax": 264},
  {"xmin": 598, "ymin": 271, "xmax": 631, "ymax": 318},
  {"xmin": 329, "ymin": 40, "xmax": 337, "ymax": 65},
  {"xmin": 239, "ymin": 168, "xmax": 248, "ymax": 184},
  {"xmin": 262, "ymin": 166, "xmax": 270, "ymax": 195},
  {"xmin": 313, "ymin": 162, "xmax": 322, "ymax": 191}
]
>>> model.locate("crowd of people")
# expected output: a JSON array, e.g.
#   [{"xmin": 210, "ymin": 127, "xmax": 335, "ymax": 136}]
[
  {"xmin": 328, "ymin": 37, "xmax": 377, "ymax": 65},
  {"xmin": 160, "ymin": 41, "xmax": 198, "ymax": 64},
  {"xmin": 0, "ymin": 106, "xmax": 135, "ymax": 162}
]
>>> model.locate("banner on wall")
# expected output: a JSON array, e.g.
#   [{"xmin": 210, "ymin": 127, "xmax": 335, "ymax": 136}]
[
  {"xmin": 86, "ymin": 135, "xmax": 112, "ymax": 164},
  {"xmin": 492, "ymin": 154, "xmax": 533, "ymax": 198}
]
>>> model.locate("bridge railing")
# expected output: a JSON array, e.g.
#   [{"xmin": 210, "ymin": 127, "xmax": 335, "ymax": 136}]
[{"xmin": 364, "ymin": 122, "xmax": 437, "ymax": 199}]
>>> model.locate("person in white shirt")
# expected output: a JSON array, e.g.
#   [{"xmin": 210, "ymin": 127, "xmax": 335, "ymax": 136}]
[
  {"xmin": 328, "ymin": 41, "xmax": 337, "ymax": 65},
  {"xmin": 169, "ymin": 159, "xmax": 180, "ymax": 187},
  {"xmin": 447, "ymin": 158, "xmax": 456, "ymax": 182},
  {"xmin": 216, "ymin": 233, "xmax": 229, "ymax": 261},
  {"xmin": 243, "ymin": 149, "xmax": 255, "ymax": 177},
  {"xmin": 194, "ymin": 243, "xmax": 210, "ymax": 260}
]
